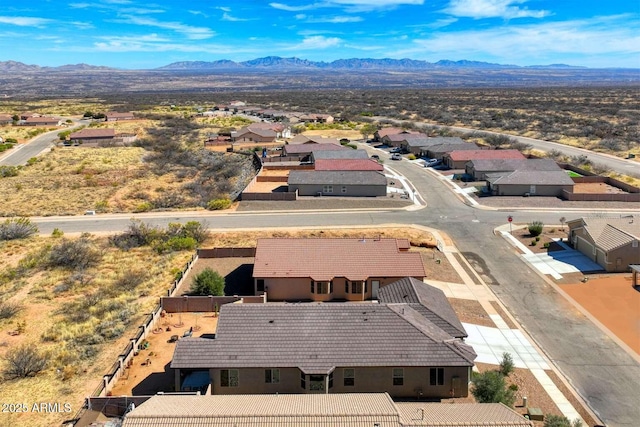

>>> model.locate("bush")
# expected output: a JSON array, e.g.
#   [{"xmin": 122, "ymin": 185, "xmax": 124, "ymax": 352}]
[
  {"xmin": 0, "ymin": 301, "xmax": 21, "ymax": 319},
  {"xmin": 134, "ymin": 201, "xmax": 154, "ymax": 212},
  {"xmin": 471, "ymin": 370, "xmax": 516, "ymax": 406},
  {"xmin": 26, "ymin": 157, "xmax": 38, "ymax": 166},
  {"xmin": 530, "ymin": 240, "xmax": 537, "ymax": 246},
  {"xmin": 0, "ymin": 217, "xmax": 38, "ymax": 240},
  {"xmin": 527, "ymin": 221, "xmax": 544, "ymax": 237},
  {"xmin": 3, "ymin": 344, "xmax": 48, "ymax": 379},
  {"xmin": 49, "ymin": 237, "xmax": 100, "ymax": 270},
  {"xmin": 154, "ymin": 236, "xmax": 197, "ymax": 254},
  {"xmin": 0, "ymin": 165, "xmax": 19, "ymax": 178},
  {"xmin": 4, "ymin": 137, "xmax": 17, "ymax": 143},
  {"xmin": 207, "ymin": 198, "xmax": 232, "ymax": 210},
  {"xmin": 51, "ymin": 228, "xmax": 64, "ymax": 238},
  {"xmin": 191, "ymin": 268, "xmax": 225, "ymax": 296},
  {"xmin": 543, "ymin": 414, "xmax": 582, "ymax": 427},
  {"xmin": 499, "ymin": 352, "xmax": 514, "ymax": 377}
]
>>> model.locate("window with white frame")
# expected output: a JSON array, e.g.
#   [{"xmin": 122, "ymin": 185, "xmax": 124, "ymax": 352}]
[
  {"xmin": 220, "ymin": 369, "xmax": 238, "ymax": 387},
  {"xmin": 265, "ymin": 369, "xmax": 280, "ymax": 384},
  {"xmin": 392, "ymin": 368, "xmax": 404, "ymax": 386},
  {"xmin": 346, "ymin": 280, "xmax": 367, "ymax": 294},
  {"xmin": 311, "ymin": 281, "xmax": 332, "ymax": 294}
]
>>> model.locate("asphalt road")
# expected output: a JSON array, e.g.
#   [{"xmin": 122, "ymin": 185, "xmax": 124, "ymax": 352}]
[{"xmin": 30, "ymin": 153, "xmax": 640, "ymax": 425}]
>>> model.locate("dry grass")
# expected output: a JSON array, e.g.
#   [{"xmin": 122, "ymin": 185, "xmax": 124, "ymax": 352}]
[
  {"xmin": 0, "ymin": 234, "xmax": 194, "ymax": 427},
  {"xmin": 302, "ymin": 129, "xmax": 362, "ymax": 140},
  {"xmin": 0, "ymin": 124, "xmax": 58, "ymax": 144}
]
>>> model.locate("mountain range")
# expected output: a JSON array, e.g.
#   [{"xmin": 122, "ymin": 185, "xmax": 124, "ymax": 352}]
[{"xmin": 0, "ymin": 57, "xmax": 590, "ymax": 72}]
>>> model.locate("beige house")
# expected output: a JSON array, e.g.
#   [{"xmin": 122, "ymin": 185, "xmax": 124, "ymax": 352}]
[
  {"xmin": 252, "ymin": 238, "xmax": 426, "ymax": 300},
  {"xmin": 233, "ymin": 127, "xmax": 277, "ymax": 143},
  {"xmin": 122, "ymin": 393, "xmax": 533, "ymax": 427},
  {"xmin": 567, "ymin": 216, "xmax": 640, "ymax": 272},
  {"xmin": 171, "ymin": 302, "xmax": 476, "ymax": 399},
  {"xmin": 105, "ymin": 111, "xmax": 135, "ymax": 121}
]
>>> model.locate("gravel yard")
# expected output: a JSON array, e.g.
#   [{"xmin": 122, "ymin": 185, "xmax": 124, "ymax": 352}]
[{"xmin": 474, "ymin": 195, "xmax": 640, "ymax": 210}]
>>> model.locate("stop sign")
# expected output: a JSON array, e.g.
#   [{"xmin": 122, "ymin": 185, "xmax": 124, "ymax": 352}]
[{"xmin": 508, "ymin": 216, "xmax": 513, "ymax": 222}]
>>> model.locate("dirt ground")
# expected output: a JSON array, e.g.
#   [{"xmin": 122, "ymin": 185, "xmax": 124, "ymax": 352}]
[
  {"xmin": 246, "ymin": 181, "xmax": 288, "ymax": 192},
  {"xmin": 449, "ymin": 299, "xmax": 495, "ymax": 327},
  {"xmin": 510, "ymin": 226, "xmax": 568, "ymax": 254},
  {"xmin": 560, "ymin": 274, "xmax": 640, "ymax": 354},
  {"xmin": 110, "ymin": 313, "xmax": 219, "ymax": 396},
  {"xmin": 573, "ymin": 182, "xmax": 628, "ymax": 194}
]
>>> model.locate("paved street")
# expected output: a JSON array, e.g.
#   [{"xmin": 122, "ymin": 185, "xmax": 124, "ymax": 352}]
[{"xmin": 25, "ymin": 149, "xmax": 640, "ymax": 426}]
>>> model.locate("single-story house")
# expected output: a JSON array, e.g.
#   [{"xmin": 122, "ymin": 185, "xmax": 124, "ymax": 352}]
[
  {"xmin": 170, "ymin": 302, "xmax": 475, "ymax": 398},
  {"xmin": 314, "ymin": 158, "xmax": 384, "ymax": 171},
  {"xmin": 68, "ymin": 128, "xmax": 115, "ymax": 144},
  {"xmin": 443, "ymin": 149, "xmax": 525, "ymax": 169},
  {"xmin": 21, "ymin": 116, "xmax": 60, "ymax": 126},
  {"xmin": 378, "ymin": 277, "xmax": 467, "ymax": 338},
  {"xmin": 310, "ymin": 148, "xmax": 369, "ymax": 161},
  {"xmin": 289, "ymin": 134, "xmax": 339, "ymax": 145},
  {"xmin": 282, "ymin": 142, "xmax": 344, "ymax": 157},
  {"xmin": 288, "ymin": 170, "xmax": 387, "ymax": 198},
  {"xmin": 233, "ymin": 127, "xmax": 277, "ymax": 143},
  {"xmin": 375, "ymin": 127, "xmax": 405, "ymax": 141},
  {"xmin": 299, "ymin": 113, "xmax": 334, "ymax": 124},
  {"xmin": 382, "ymin": 131, "xmax": 423, "ymax": 147},
  {"xmin": 20, "ymin": 112, "xmax": 38, "ymax": 120},
  {"xmin": 0, "ymin": 114, "xmax": 13, "ymax": 125},
  {"xmin": 486, "ymin": 170, "xmax": 574, "ymax": 197},
  {"xmin": 252, "ymin": 238, "xmax": 426, "ymax": 300},
  {"xmin": 105, "ymin": 111, "xmax": 135, "ymax": 121},
  {"xmin": 422, "ymin": 142, "xmax": 478, "ymax": 160},
  {"xmin": 466, "ymin": 158, "xmax": 561, "ymax": 181},
  {"xmin": 567, "ymin": 216, "xmax": 640, "ymax": 272},
  {"xmin": 122, "ymin": 394, "xmax": 532, "ymax": 427},
  {"xmin": 248, "ymin": 122, "xmax": 291, "ymax": 138}
]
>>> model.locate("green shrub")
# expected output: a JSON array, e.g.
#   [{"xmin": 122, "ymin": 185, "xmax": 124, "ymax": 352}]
[
  {"xmin": 154, "ymin": 236, "xmax": 197, "ymax": 254},
  {"xmin": 5, "ymin": 137, "xmax": 17, "ymax": 143},
  {"xmin": 527, "ymin": 221, "xmax": 544, "ymax": 237},
  {"xmin": 207, "ymin": 198, "xmax": 232, "ymax": 210},
  {"xmin": 191, "ymin": 268, "xmax": 225, "ymax": 296},
  {"xmin": 94, "ymin": 200, "xmax": 109, "ymax": 212},
  {"xmin": 0, "ymin": 217, "xmax": 38, "ymax": 240},
  {"xmin": 543, "ymin": 414, "xmax": 582, "ymax": 427},
  {"xmin": 530, "ymin": 240, "xmax": 537, "ymax": 246},
  {"xmin": 134, "ymin": 201, "xmax": 154, "ymax": 212},
  {"xmin": 0, "ymin": 165, "xmax": 19, "ymax": 178},
  {"xmin": 26, "ymin": 157, "xmax": 38, "ymax": 166},
  {"xmin": 535, "ymin": 236, "xmax": 541, "ymax": 242},
  {"xmin": 48, "ymin": 237, "xmax": 100, "ymax": 270},
  {"xmin": 543, "ymin": 242, "xmax": 550, "ymax": 249},
  {"xmin": 499, "ymin": 352, "xmax": 514, "ymax": 377},
  {"xmin": 471, "ymin": 370, "xmax": 516, "ymax": 406}
]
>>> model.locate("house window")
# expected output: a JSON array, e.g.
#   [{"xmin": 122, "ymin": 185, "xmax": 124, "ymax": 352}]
[
  {"xmin": 392, "ymin": 368, "xmax": 404, "ymax": 386},
  {"xmin": 344, "ymin": 368, "xmax": 355, "ymax": 386},
  {"xmin": 341, "ymin": 186, "xmax": 347, "ymax": 193},
  {"xmin": 220, "ymin": 369, "xmax": 238, "ymax": 387},
  {"xmin": 312, "ymin": 281, "xmax": 332, "ymax": 294},
  {"xmin": 257, "ymin": 279, "xmax": 265, "ymax": 292},
  {"xmin": 309, "ymin": 375, "xmax": 325, "ymax": 391},
  {"xmin": 349, "ymin": 281, "xmax": 367, "ymax": 294},
  {"xmin": 430, "ymin": 368, "xmax": 444, "ymax": 386},
  {"xmin": 300, "ymin": 371, "xmax": 306, "ymax": 389},
  {"xmin": 265, "ymin": 369, "xmax": 280, "ymax": 384},
  {"xmin": 323, "ymin": 185, "xmax": 333, "ymax": 193}
]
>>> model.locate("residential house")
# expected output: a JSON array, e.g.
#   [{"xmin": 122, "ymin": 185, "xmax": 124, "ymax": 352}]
[
  {"xmin": 567, "ymin": 216, "xmax": 640, "ymax": 272},
  {"xmin": 383, "ymin": 132, "xmax": 423, "ymax": 148},
  {"xmin": 375, "ymin": 127, "xmax": 405, "ymax": 142},
  {"xmin": 288, "ymin": 170, "xmax": 387, "ymax": 197},
  {"xmin": 487, "ymin": 170, "xmax": 574, "ymax": 197},
  {"xmin": 289, "ymin": 134, "xmax": 339, "ymax": 145},
  {"xmin": 21, "ymin": 116, "xmax": 60, "ymax": 126},
  {"xmin": 310, "ymin": 149, "xmax": 369, "ymax": 161},
  {"xmin": 252, "ymin": 238, "xmax": 426, "ymax": 300},
  {"xmin": 420, "ymin": 138, "xmax": 475, "ymax": 159},
  {"xmin": 314, "ymin": 159, "xmax": 384, "ymax": 172},
  {"xmin": 105, "ymin": 111, "xmax": 135, "ymax": 121},
  {"xmin": 466, "ymin": 158, "xmax": 561, "ymax": 181},
  {"xmin": 247, "ymin": 122, "xmax": 291, "ymax": 139},
  {"xmin": 443, "ymin": 149, "xmax": 525, "ymax": 169},
  {"xmin": 233, "ymin": 127, "xmax": 277, "ymax": 143},
  {"xmin": 20, "ymin": 112, "xmax": 38, "ymax": 120},
  {"xmin": 299, "ymin": 113, "xmax": 334, "ymax": 124},
  {"xmin": 170, "ymin": 302, "xmax": 475, "ymax": 398},
  {"xmin": 0, "ymin": 114, "xmax": 13, "ymax": 125},
  {"xmin": 282, "ymin": 142, "xmax": 344, "ymax": 157},
  {"xmin": 122, "ymin": 394, "xmax": 532, "ymax": 427},
  {"xmin": 377, "ymin": 277, "xmax": 467, "ymax": 338},
  {"xmin": 68, "ymin": 128, "xmax": 115, "ymax": 145}
]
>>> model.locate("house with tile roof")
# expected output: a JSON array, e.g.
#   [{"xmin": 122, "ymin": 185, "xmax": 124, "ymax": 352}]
[
  {"xmin": 314, "ymin": 158, "xmax": 384, "ymax": 171},
  {"xmin": 289, "ymin": 134, "xmax": 339, "ymax": 145},
  {"xmin": 0, "ymin": 114, "xmax": 13, "ymax": 125},
  {"xmin": 121, "ymin": 393, "xmax": 532, "ymax": 427},
  {"xmin": 310, "ymin": 148, "xmax": 370, "ymax": 161},
  {"xmin": 485, "ymin": 164, "xmax": 574, "ymax": 197},
  {"xmin": 170, "ymin": 302, "xmax": 475, "ymax": 398},
  {"xmin": 375, "ymin": 127, "xmax": 407, "ymax": 142},
  {"xmin": 105, "ymin": 111, "xmax": 135, "ymax": 121},
  {"xmin": 21, "ymin": 116, "xmax": 60, "ymax": 126},
  {"xmin": 466, "ymin": 158, "xmax": 559, "ymax": 180},
  {"xmin": 423, "ymin": 141, "xmax": 478, "ymax": 160},
  {"xmin": 233, "ymin": 126, "xmax": 277, "ymax": 143},
  {"xmin": 288, "ymin": 170, "xmax": 387, "ymax": 197},
  {"xmin": 567, "ymin": 216, "xmax": 640, "ymax": 272},
  {"xmin": 252, "ymin": 238, "xmax": 426, "ymax": 300},
  {"xmin": 443, "ymin": 149, "xmax": 525, "ymax": 169},
  {"xmin": 247, "ymin": 122, "xmax": 291, "ymax": 138},
  {"xmin": 68, "ymin": 128, "xmax": 116, "ymax": 145},
  {"xmin": 282, "ymin": 142, "xmax": 344, "ymax": 157}
]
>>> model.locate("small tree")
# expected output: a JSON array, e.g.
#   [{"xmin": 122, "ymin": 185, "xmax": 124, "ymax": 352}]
[
  {"xmin": 527, "ymin": 221, "xmax": 544, "ymax": 237},
  {"xmin": 3, "ymin": 344, "xmax": 48, "ymax": 379},
  {"xmin": 360, "ymin": 123, "xmax": 379, "ymax": 141},
  {"xmin": 559, "ymin": 216, "xmax": 566, "ymax": 231},
  {"xmin": 471, "ymin": 370, "xmax": 516, "ymax": 406},
  {"xmin": 543, "ymin": 414, "xmax": 582, "ymax": 427},
  {"xmin": 191, "ymin": 268, "xmax": 225, "ymax": 296},
  {"xmin": 499, "ymin": 352, "xmax": 514, "ymax": 377}
]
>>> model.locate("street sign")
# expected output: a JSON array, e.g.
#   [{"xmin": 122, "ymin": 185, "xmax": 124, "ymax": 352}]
[{"xmin": 508, "ymin": 216, "xmax": 513, "ymax": 222}]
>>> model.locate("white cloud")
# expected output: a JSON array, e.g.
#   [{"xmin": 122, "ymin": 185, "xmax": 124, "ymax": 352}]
[
  {"xmin": 271, "ymin": 0, "xmax": 423, "ymax": 13},
  {"xmin": 71, "ymin": 21, "xmax": 95, "ymax": 30},
  {"xmin": 397, "ymin": 16, "xmax": 640, "ymax": 65},
  {"xmin": 304, "ymin": 15, "xmax": 363, "ymax": 23},
  {"xmin": 216, "ymin": 7, "xmax": 232, "ymax": 12},
  {"xmin": 116, "ymin": 16, "xmax": 215, "ymax": 39},
  {"xmin": 221, "ymin": 13, "xmax": 250, "ymax": 22},
  {"xmin": 0, "ymin": 16, "xmax": 51, "ymax": 27},
  {"xmin": 285, "ymin": 35, "xmax": 342, "ymax": 50},
  {"xmin": 444, "ymin": 0, "xmax": 549, "ymax": 19}
]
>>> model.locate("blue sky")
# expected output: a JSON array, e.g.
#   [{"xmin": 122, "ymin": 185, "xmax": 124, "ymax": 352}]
[{"xmin": 1, "ymin": 0, "xmax": 638, "ymax": 68}]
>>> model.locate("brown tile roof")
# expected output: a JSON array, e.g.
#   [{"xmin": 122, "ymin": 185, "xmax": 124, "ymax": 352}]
[
  {"xmin": 288, "ymin": 170, "xmax": 387, "ymax": 186},
  {"xmin": 469, "ymin": 158, "xmax": 560, "ymax": 172},
  {"xmin": 397, "ymin": 402, "xmax": 533, "ymax": 426},
  {"xmin": 253, "ymin": 238, "xmax": 425, "ymax": 281},
  {"xmin": 446, "ymin": 149, "xmax": 525, "ymax": 161},
  {"xmin": 171, "ymin": 303, "xmax": 475, "ymax": 371},
  {"xmin": 283, "ymin": 142, "xmax": 344, "ymax": 155},
  {"xmin": 24, "ymin": 116, "xmax": 58, "ymax": 124},
  {"xmin": 289, "ymin": 134, "xmax": 339, "ymax": 145},
  {"xmin": 69, "ymin": 128, "xmax": 115, "ymax": 139},
  {"xmin": 377, "ymin": 127, "xmax": 406, "ymax": 138},
  {"xmin": 236, "ymin": 127, "xmax": 277, "ymax": 138},
  {"xmin": 574, "ymin": 216, "xmax": 640, "ymax": 252},
  {"xmin": 248, "ymin": 122, "xmax": 285, "ymax": 132},
  {"xmin": 315, "ymin": 159, "xmax": 384, "ymax": 171}
]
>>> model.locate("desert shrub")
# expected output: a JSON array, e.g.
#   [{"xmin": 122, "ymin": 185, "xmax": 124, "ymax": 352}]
[
  {"xmin": 499, "ymin": 352, "xmax": 514, "ymax": 377},
  {"xmin": 154, "ymin": 236, "xmax": 197, "ymax": 254},
  {"xmin": 51, "ymin": 228, "xmax": 64, "ymax": 238},
  {"xmin": 0, "ymin": 165, "xmax": 19, "ymax": 177},
  {"xmin": 180, "ymin": 220, "xmax": 210, "ymax": 244},
  {"xmin": 48, "ymin": 237, "xmax": 100, "ymax": 270},
  {"xmin": 530, "ymin": 240, "xmax": 537, "ymax": 246},
  {"xmin": 109, "ymin": 220, "xmax": 161, "ymax": 250},
  {"xmin": 110, "ymin": 219, "xmax": 207, "ymax": 251},
  {"xmin": 3, "ymin": 344, "xmax": 48, "ymax": 379},
  {"xmin": 207, "ymin": 198, "xmax": 232, "ymax": 210},
  {"xmin": 26, "ymin": 157, "xmax": 38, "ymax": 166},
  {"xmin": 94, "ymin": 200, "xmax": 109, "ymax": 212},
  {"xmin": 114, "ymin": 269, "xmax": 147, "ymax": 291},
  {"xmin": 0, "ymin": 301, "xmax": 22, "ymax": 320},
  {"xmin": 527, "ymin": 221, "xmax": 544, "ymax": 237},
  {"xmin": 0, "ymin": 217, "xmax": 38, "ymax": 240},
  {"xmin": 134, "ymin": 201, "xmax": 154, "ymax": 212},
  {"xmin": 543, "ymin": 414, "xmax": 582, "ymax": 427},
  {"xmin": 191, "ymin": 268, "xmax": 225, "ymax": 296},
  {"xmin": 4, "ymin": 137, "xmax": 17, "ymax": 143},
  {"xmin": 471, "ymin": 370, "xmax": 515, "ymax": 406}
]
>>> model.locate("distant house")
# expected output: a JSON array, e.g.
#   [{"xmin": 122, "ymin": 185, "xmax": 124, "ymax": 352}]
[
  {"xmin": 374, "ymin": 127, "xmax": 405, "ymax": 141},
  {"xmin": 299, "ymin": 113, "xmax": 334, "ymax": 124},
  {"xmin": 443, "ymin": 149, "xmax": 525, "ymax": 169},
  {"xmin": 383, "ymin": 132, "xmax": 423, "ymax": 148},
  {"xmin": 314, "ymin": 159, "xmax": 384, "ymax": 172},
  {"xmin": 466, "ymin": 158, "xmax": 561, "ymax": 181},
  {"xmin": 20, "ymin": 112, "xmax": 38, "ymax": 120},
  {"xmin": 252, "ymin": 238, "xmax": 426, "ymax": 300},
  {"xmin": 421, "ymin": 139, "xmax": 475, "ymax": 159},
  {"xmin": 233, "ymin": 127, "xmax": 277, "ymax": 143},
  {"xmin": 288, "ymin": 170, "xmax": 387, "ymax": 197},
  {"xmin": 68, "ymin": 128, "xmax": 115, "ymax": 145},
  {"xmin": 282, "ymin": 142, "xmax": 344, "ymax": 157},
  {"xmin": 170, "ymin": 302, "xmax": 475, "ymax": 398},
  {"xmin": 21, "ymin": 116, "xmax": 60, "ymax": 126},
  {"xmin": 248, "ymin": 122, "xmax": 291, "ymax": 138},
  {"xmin": 310, "ymin": 149, "xmax": 369, "ymax": 161},
  {"xmin": 289, "ymin": 134, "xmax": 339, "ymax": 145},
  {"xmin": 567, "ymin": 216, "xmax": 640, "ymax": 272},
  {"xmin": 486, "ymin": 170, "xmax": 574, "ymax": 197},
  {"xmin": 122, "ymin": 394, "xmax": 533, "ymax": 427},
  {"xmin": 105, "ymin": 111, "xmax": 135, "ymax": 121},
  {"xmin": 0, "ymin": 114, "xmax": 13, "ymax": 125}
]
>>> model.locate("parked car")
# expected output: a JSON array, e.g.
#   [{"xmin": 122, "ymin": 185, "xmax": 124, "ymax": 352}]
[
  {"xmin": 371, "ymin": 154, "xmax": 380, "ymax": 160},
  {"xmin": 390, "ymin": 147, "xmax": 402, "ymax": 153},
  {"xmin": 391, "ymin": 153, "xmax": 402, "ymax": 160},
  {"xmin": 424, "ymin": 159, "xmax": 441, "ymax": 167}
]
